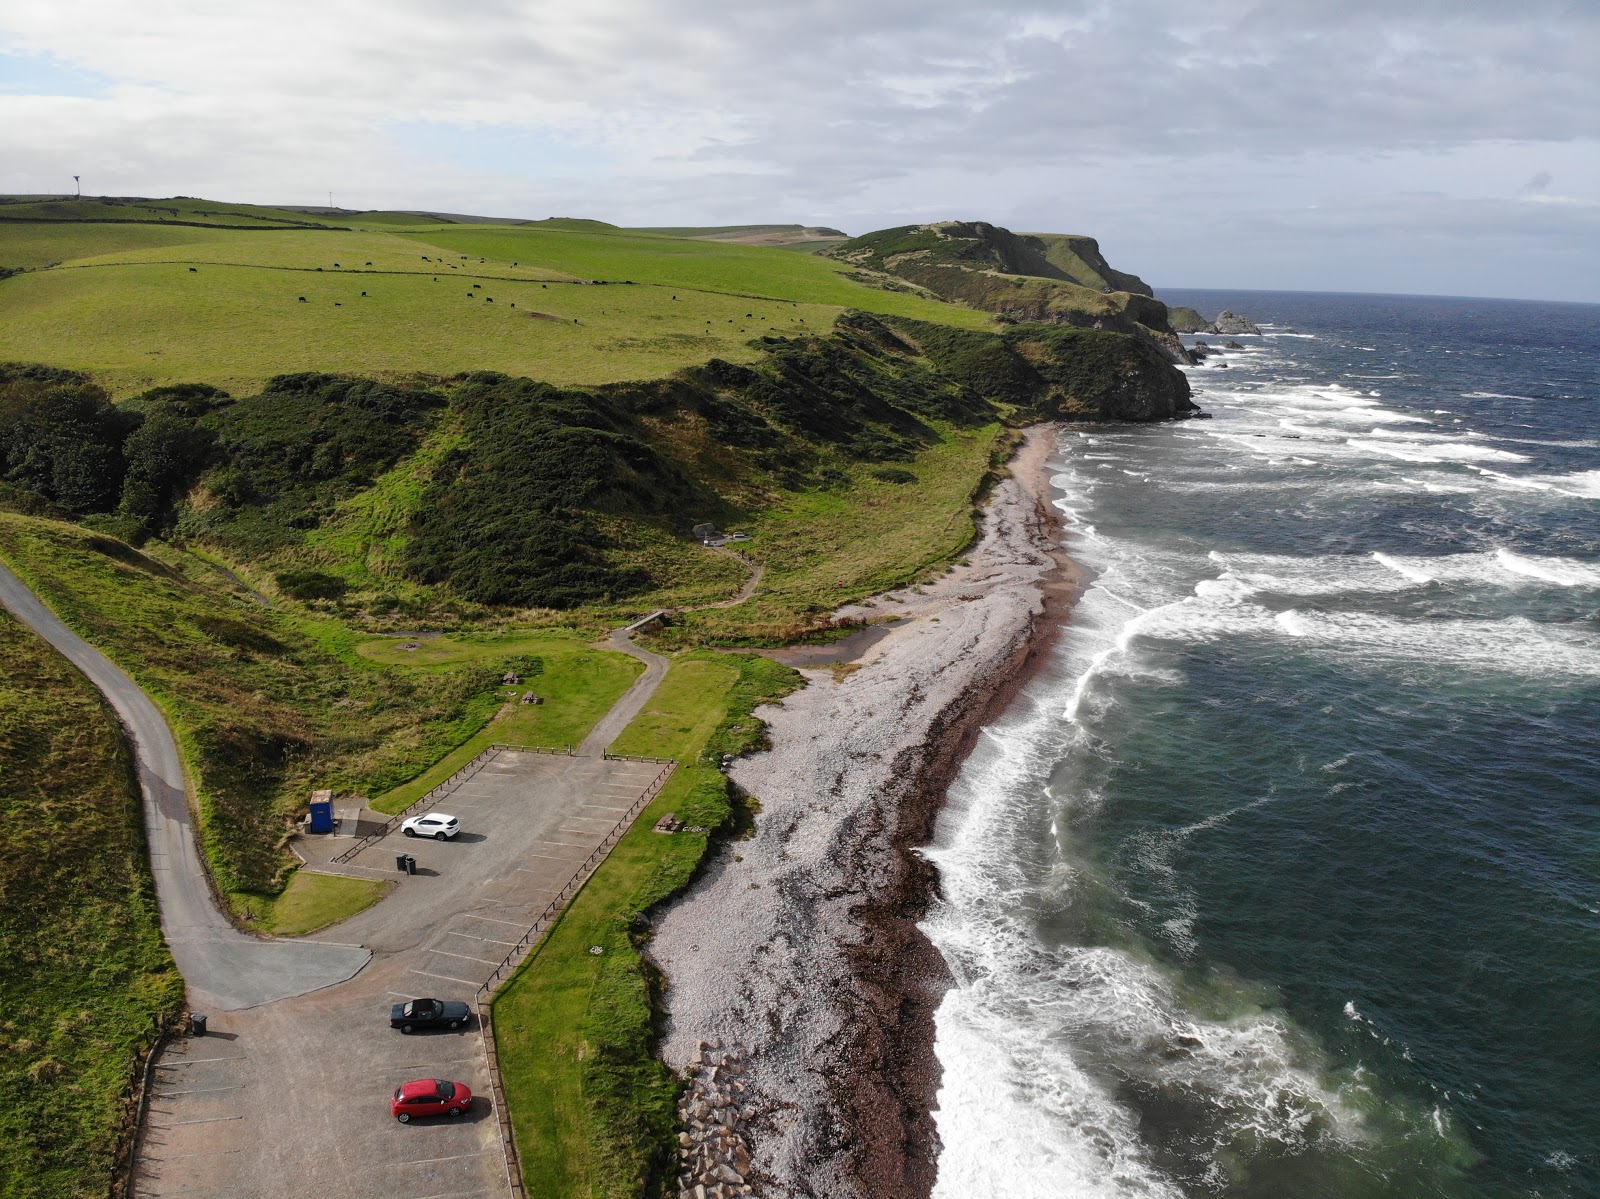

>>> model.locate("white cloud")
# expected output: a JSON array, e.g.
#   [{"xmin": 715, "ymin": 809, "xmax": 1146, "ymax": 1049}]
[{"xmin": 1, "ymin": 0, "xmax": 1597, "ymax": 299}]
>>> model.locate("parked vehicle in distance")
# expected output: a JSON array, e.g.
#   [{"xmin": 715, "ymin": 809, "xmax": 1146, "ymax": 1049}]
[
  {"xmin": 390, "ymin": 997, "xmax": 472, "ymax": 1033},
  {"xmin": 391, "ymin": 1078, "xmax": 472, "ymax": 1122},
  {"xmin": 401, "ymin": 812, "xmax": 459, "ymax": 840}
]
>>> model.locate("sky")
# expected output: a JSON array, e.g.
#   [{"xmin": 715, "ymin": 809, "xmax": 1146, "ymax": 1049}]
[{"xmin": 1, "ymin": 0, "xmax": 1597, "ymax": 302}]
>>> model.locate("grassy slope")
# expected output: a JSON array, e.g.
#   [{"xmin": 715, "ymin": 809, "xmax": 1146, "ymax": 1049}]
[
  {"xmin": 676, "ymin": 421, "xmax": 1006, "ymax": 641},
  {"xmin": 0, "ymin": 220, "xmax": 991, "ymax": 397},
  {"xmin": 494, "ymin": 652, "xmax": 802, "ymax": 1199},
  {"xmin": 0, "ymin": 608, "xmax": 184, "ymax": 1199},
  {"xmin": 360, "ymin": 632, "xmax": 645, "ymax": 814}
]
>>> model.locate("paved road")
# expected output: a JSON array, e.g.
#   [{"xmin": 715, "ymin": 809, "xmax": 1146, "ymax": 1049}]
[
  {"xmin": 0, "ymin": 560, "xmax": 370, "ymax": 1011},
  {"xmin": 578, "ymin": 628, "xmax": 670, "ymax": 757}
]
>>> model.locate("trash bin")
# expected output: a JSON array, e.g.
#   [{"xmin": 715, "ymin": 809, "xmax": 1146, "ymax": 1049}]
[
  {"xmin": 400, "ymin": 853, "xmax": 417, "ymax": 875},
  {"xmin": 190, "ymin": 1012, "xmax": 208, "ymax": 1037},
  {"xmin": 396, "ymin": 851, "xmax": 409, "ymax": 872}
]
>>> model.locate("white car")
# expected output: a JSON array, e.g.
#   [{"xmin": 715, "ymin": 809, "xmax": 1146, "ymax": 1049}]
[{"xmin": 401, "ymin": 813, "xmax": 460, "ymax": 841}]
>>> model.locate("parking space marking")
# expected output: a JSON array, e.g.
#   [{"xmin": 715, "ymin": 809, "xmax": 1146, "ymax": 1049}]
[
  {"xmin": 520, "ymin": 851, "xmax": 589, "ymax": 866},
  {"xmin": 427, "ymin": 948, "xmax": 500, "ymax": 965},
  {"xmin": 156, "ymin": 1085, "xmax": 246, "ymax": 1097},
  {"xmin": 156, "ymin": 1056, "xmax": 248, "ymax": 1067},
  {"xmin": 529, "ymin": 834, "xmax": 596, "ymax": 848},
  {"xmin": 460, "ymin": 914, "xmax": 524, "ymax": 927},
  {"xmin": 442, "ymin": 930, "xmax": 518, "ymax": 946},
  {"xmin": 172, "ymin": 1115, "xmax": 245, "ymax": 1126},
  {"xmin": 389, "ymin": 1057, "xmax": 483, "ymax": 1070},
  {"xmin": 384, "ymin": 1149, "xmax": 492, "ymax": 1168},
  {"xmin": 410, "ymin": 969, "xmax": 481, "ymax": 986}
]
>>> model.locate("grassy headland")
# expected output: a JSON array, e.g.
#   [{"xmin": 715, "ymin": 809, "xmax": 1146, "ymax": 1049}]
[{"xmin": 0, "ymin": 608, "xmax": 184, "ymax": 1199}]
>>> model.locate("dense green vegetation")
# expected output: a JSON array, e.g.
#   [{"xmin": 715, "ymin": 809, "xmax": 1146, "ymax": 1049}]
[
  {"xmin": 0, "ymin": 608, "xmax": 184, "ymax": 1199},
  {"xmin": 495, "ymin": 651, "xmax": 802, "ymax": 1199},
  {"xmin": 890, "ymin": 317, "xmax": 1196, "ymax": 422}
]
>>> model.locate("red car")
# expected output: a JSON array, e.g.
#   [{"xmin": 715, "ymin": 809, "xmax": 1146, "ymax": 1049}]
[{"xmin": 390, "ymin": 1078, "xmax": 473, "ymax": 1122}]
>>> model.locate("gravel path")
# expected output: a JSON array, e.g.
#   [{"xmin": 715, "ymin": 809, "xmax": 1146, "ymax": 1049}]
[{"xmin": 649, "ymin": 427, "xmax": 1070, "ymax": 1198}]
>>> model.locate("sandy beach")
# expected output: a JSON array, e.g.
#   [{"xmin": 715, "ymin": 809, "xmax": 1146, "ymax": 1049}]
[{"xmin": 651, "ymin": 424, "xmax": 1081, "ymax": 1198}]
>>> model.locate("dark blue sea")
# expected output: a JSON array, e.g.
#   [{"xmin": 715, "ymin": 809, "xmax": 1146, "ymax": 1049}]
[{"xmin": 924, "ymin": 291, "xmax": 1600, "ymax": 1198}]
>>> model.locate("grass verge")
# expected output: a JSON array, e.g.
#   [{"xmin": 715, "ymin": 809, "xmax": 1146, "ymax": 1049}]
[
  {"xmin": 0, "ymin": 607, "xmax": 184, "ymax": 1199},
  {"xmin": 493, "ymin": 651, "xmax": 802, "ymax": 1199},
  {"xmin": 249, "ymin": 871, "xmax": 390, "ymax": 936}
]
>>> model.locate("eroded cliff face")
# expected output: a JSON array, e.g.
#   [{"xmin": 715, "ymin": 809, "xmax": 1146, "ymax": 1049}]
[
  {"xmin": 823, "ymin": 220, "xmax": 1192, "ymax": 365},
  {"xmin": 876, "ymin": 315, "xmax": 1198, "ymax": 423}
]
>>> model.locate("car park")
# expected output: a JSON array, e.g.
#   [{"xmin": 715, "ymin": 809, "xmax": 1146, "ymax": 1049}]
[
  {"xmin": 389, "ymin": 997, "xmax": 472, "ymax": 1033},
  {"xmin": 401, "ymin": 812, "xmax": 459, "ymax": 840},
  {"xmin": 390, "ymin": 1078, "xmax": 472, "ymax": 1122}
]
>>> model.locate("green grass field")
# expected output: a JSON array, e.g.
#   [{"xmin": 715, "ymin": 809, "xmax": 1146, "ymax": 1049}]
[
  {"xmin": 493, "ymin": 651, "xmax": 801, "ymax": 1199},
  {"xmin": 671, "ymin": 421, "xmax": 1009, "ymax": 642},
  {"xmin": 0, "ymin": 608, "xmax": 184, "ymax": 1199},
  {"xmin": 0, "ymin": 215, "xmax": 991, "ymax": 396}
]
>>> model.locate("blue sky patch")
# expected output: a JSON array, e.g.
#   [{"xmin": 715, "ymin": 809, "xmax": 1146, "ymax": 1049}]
[{"xmin": 0, "ymin": 50, "xmax": 114, "ymax": 98}]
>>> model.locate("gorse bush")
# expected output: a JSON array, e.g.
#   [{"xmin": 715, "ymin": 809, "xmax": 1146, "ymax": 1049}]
[
  {"xmin": 0, "ymin": 364, "xmax": 136, "ymax": 514},
  {"xmin": 273, "ymin": 568, "xmax": 348, "ymax": 600}
]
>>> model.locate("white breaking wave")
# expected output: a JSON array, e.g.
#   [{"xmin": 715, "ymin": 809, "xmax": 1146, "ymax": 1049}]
[
  {"xmin": 1347, "ymin": 438, "xmax": 1531, "ymax": 464},
  {"xmin": 1372, "ymin": 552, "xmax": 1435, "ymax": 584},
  {"xmin": 926, "ymin": 692, "xmax": 1357, "ymax": 1199},
  {"xmin": 1523, "ymin": 468, "xmax": 1600, "ymax": 499},
  {"xmin": 1493, "ymin": 548, "xmax": 1600, "ymax": 587}
]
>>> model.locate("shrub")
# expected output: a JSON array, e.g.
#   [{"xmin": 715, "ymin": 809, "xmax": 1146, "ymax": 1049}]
[{"xmin": 273, "ymin": 569, "xmax": 348, "ymax": 600}]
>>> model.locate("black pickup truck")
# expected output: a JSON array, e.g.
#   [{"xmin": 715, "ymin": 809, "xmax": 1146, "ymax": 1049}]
[{"xmin": 389, "ymin": 998, "xmax": 472, "ymax": 1033}]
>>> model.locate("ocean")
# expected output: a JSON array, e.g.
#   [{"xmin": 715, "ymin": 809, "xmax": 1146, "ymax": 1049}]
[{"xmin": 922, "ymin": 290, "xmax": 1600, "ymax": 1198}]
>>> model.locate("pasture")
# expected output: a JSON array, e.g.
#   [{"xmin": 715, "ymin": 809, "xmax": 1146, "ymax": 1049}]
[{"xmin": 0, "ymin": 214, "xmax": 992, "ymax": 396}]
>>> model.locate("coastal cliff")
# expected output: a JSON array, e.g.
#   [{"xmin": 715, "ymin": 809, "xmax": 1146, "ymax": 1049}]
[{"xmin": 823, "ymin": 221, "xmax": 1190, "ymax": 364}]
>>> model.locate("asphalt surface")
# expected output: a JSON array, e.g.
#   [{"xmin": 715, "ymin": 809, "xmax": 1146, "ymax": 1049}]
[{"xmin": 0, "ymin": 561, "xmax": 369, "ymax": 1012}]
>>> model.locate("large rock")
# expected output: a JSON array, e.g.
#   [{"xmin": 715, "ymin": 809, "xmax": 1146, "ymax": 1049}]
[
  {"xmin": 1213, "ymin": 310, "xmax": 1261, "ymax": 335},
  {"xmin": 1166, "ymin": 305, "xmax": 1217, "ymax": 334}
]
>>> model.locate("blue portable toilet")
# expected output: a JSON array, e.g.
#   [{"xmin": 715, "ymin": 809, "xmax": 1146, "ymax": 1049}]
[{"xmin": 308, "ymin": 789, "xmax": 335, "ymax": 834}]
